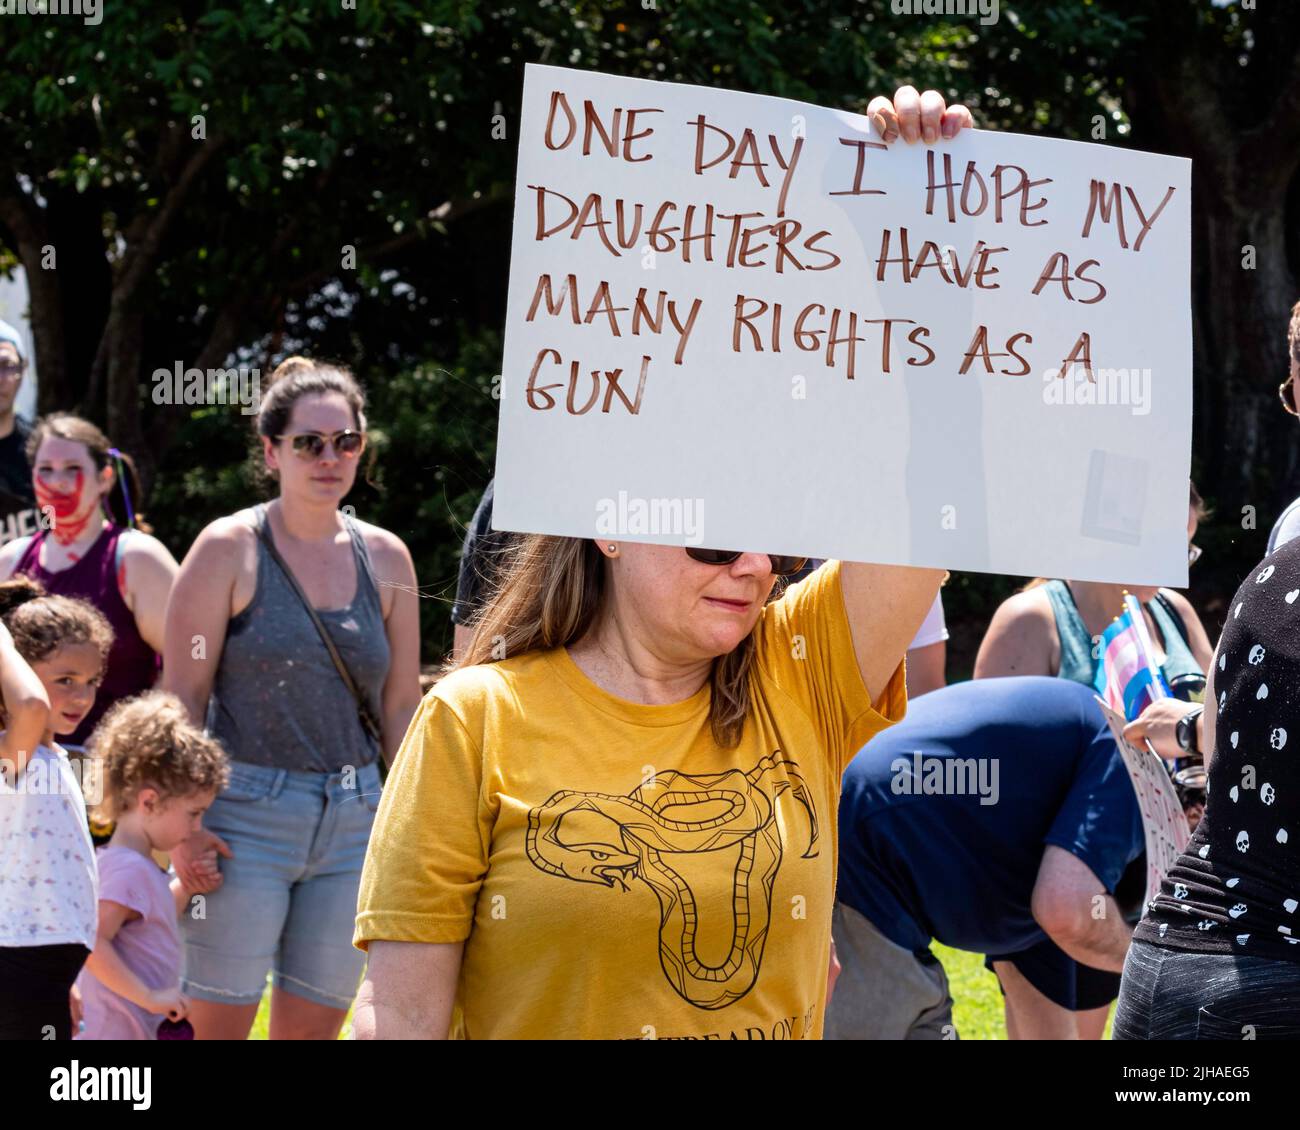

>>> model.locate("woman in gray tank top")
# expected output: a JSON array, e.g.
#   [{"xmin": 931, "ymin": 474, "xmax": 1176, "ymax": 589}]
[{"xmin": 161, "ymin": 357, "xmax": 422, "ymax": 1040}]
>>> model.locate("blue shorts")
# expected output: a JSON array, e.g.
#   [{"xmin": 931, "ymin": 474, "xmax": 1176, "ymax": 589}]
[
  {"xmin": 985, "ymin": 935, "xmax": 1120, "ymax": 1012},
  {"xmin": 180, "ymin": 758, "xmax": 381, "ymax": 1010}
]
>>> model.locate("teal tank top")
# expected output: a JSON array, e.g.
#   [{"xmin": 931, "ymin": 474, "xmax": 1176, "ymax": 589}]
[{"xmin": 1042, "ymin": 579, "xmax": 1202, "ymax": 689}]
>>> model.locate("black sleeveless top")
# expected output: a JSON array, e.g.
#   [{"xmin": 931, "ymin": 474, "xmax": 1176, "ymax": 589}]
[{"xmin": 1134, "ymin": 537, "xmax": 1300, "ymax": 961}]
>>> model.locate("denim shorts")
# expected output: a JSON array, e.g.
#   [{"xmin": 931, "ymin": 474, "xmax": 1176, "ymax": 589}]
[
  {"xmin": 180, "ymin": 758, "xmax": 381, "ymax": 1010},
  {"xmin": 1113, "ymin": 938, "xmax": 1300, "ymax": 1039}
]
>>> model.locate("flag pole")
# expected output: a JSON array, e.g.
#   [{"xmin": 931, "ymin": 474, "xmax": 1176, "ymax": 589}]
[{"xmin": 1123, "ymin": 591, "xmax": 1168, "ymax": 702}]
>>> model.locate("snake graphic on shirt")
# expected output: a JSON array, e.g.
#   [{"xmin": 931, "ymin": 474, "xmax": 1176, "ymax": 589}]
[{"xmin": 526, "ymin": 751, "xmax": 819, "ymax": 1010}]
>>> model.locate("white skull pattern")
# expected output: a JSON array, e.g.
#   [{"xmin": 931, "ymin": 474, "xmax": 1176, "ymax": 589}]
[
  {"xmin": 1261, "ymin": 782, "xmax": 1276, "ymax": 805},
  {"xmin": 1236, "ymin": 830, "xmax": 1250, "ymax": 852}
]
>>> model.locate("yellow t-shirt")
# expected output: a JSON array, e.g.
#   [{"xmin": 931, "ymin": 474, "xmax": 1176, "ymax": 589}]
[{"xmin": 354, "ymin": 560, "xmax": 906, "ymax": 1039}]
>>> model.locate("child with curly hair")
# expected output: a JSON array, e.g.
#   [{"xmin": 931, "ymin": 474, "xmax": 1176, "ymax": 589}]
[
  {"xmin": 75, "ymin": 692, "xmax": 228, "ymax": 1039},
  {"xmin": 0, "ymin": 576, "xmax": 114, "ymax": 1039}
]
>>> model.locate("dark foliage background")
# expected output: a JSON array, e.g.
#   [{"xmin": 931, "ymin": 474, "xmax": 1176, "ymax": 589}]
[{"xmin": 2, "ymin": 0, "xmax": 1296, "ymax": 666}]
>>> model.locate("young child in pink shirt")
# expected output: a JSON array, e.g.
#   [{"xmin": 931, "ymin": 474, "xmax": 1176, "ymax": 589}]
[{"xmin": 76, "ymin": 692, "xmax": 228, "ymax": 1039}]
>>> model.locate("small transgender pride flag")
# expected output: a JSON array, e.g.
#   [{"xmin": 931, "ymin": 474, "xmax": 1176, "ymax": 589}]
[{"xmin": 1093, "ymin": 593, "xmax": 1171, "ymax": 722}]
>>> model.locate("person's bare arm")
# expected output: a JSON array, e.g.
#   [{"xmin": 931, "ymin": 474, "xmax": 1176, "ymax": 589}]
[
  {"xmin": 840, "ymin": 564, "xmax": 946, "ymax": 702},
  {"xmin": 1201, "ymin": 650, "xmax": 1219, "ymax": 775},
  {"xmin": 169, "ymin": 875, "xmax": 196, "ymax": 918},
  {"xmin": 1160, "ymin": 589, "xmax": 1216, "ymax": 672},
  {"xmin": 0, "ymin": 620, "xmax": 50, "ymax": 782},
  {"xmin": 160, "ymin": 518, "xmax": 242, "ymax": 891},
  {"xmin": 368, "ymin": 528, "xmax": 423, "ymax": 768},
  {"xmin": 161, "ymin": 518, "xmax": 240, "ymax": 723},
  {"xmin": 1031, "ymin": 846, "xmax": 1131, "ymax": 973},
  {"xmin": 82, "ymin": 901, "xmax": 157, "ymax": 1011},
  {"xmin": 352, "ymin": 940, "xmax": 464, "ymax": 1040},
  {"xmin": 0, "ymin": 536, "xmax": 32, "ymax": 580},
  {"xmin": 974, "ymin": 590, "xmax": 1057, "ymax": 678},
  {"xmin": 905, "ymin": 640, "xmax": 947, "ymax": 697},
  {"xmin": 119, "ymin": 532, "xmax": 180, "ymax": 656}
]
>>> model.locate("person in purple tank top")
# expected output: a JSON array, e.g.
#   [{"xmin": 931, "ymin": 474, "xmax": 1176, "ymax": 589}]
[{"xmin": 0, "ymin": 414, "xmax": 178, "ymax": 760}]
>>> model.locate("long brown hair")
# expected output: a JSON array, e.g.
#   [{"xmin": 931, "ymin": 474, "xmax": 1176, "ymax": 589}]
[
  {"xmin": 451, "ymin": 534, "xmax": 760, "ymax": 749},
  {"xmin": 27, "ymin": 413, "xmax": 151, "ymax": 534}
]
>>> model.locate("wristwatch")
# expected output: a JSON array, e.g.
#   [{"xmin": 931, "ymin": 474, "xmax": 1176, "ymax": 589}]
[{"xmin": 1175, "ymin": 705, "xmax": 1204, "ymax": 755}]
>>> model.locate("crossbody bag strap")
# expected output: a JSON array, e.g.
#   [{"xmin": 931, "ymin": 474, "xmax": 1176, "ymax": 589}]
[
  {"xmin": 256, "ymin": 514, "xmax": 382, "ymax": 744},
  {"xmin": 1152, "ymin": 589, "xmax": 1192, "ymax": 649}
]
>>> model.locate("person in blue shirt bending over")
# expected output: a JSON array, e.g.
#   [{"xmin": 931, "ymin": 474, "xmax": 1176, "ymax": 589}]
[{"xmin": 825, "ymin": 676, "xmax": 1147, "ymax": 1040}]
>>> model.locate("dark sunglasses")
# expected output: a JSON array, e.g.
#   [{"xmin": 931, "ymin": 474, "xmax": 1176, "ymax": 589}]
[
  {"xmin": 685, "ymin": 547, "xmax": 809, "ymax": 577},
  {"xmin": 275, "ymin": 429, "xmax": 366, "ymax": 460},
  {"xmin": 1280, "ymin": 376, "xmax": 1298, "ymax": 416}
]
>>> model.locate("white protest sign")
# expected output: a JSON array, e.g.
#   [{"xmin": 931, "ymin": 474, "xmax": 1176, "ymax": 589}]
[
  {"xmin": 1095, "ymin": 697, "xmax": 1192, "ymax": 907},
  {"xmin": 494, "ymin": 64, "xmax": 1192, "ymax": 584}
]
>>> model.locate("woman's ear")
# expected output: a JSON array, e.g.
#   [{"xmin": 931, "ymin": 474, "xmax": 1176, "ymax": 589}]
[
  {"xmin": 262, "ymin": 435, "xmax": 279, "ymax": 477},
  {"xmin": 97, "ymin": 460, "xmax": 116, "ymax": 499}
]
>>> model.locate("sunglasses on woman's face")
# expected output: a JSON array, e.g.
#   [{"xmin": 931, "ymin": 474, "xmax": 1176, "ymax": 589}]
[
  {"xmin": 685, "ymin": 547, "xmax": 809, "ymax": 577},
  {"xmin": 276, "ymin": 429, "xmax": 366, "ymax": 460}
]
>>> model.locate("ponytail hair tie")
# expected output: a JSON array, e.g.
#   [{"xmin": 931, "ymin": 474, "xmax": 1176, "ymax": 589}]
[{"xmin": 106, "ymin": 447, "xmax": 136, "ymax": 528}]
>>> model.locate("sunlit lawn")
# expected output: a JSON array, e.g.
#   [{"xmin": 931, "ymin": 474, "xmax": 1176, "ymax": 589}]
[{"xmin": 248, "ymin": 980, "xmax": 353, "ymax": 1040}]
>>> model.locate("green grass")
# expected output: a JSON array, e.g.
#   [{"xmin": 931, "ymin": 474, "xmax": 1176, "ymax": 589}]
[
  {"xmin": 935, "ymin": 943, "xmax": 1006, "ymax": 1039},
  {"xmin": 247, "ymin": 981, "xmax": 353, "ymax": 1040}
]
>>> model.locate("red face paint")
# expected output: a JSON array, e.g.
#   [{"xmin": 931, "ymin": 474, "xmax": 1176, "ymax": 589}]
[{"xmin": 34, "ymin": 467, "xmax": 96, "ymax": 547}]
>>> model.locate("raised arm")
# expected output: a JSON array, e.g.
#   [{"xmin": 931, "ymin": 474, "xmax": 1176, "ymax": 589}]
[
  {"xmin": 840, "ymin": 564, "xmax": 946, "ymax": 702},
  {"xmin": 0, "ymin": 618, "xmax": 50, "ymax": 782}
]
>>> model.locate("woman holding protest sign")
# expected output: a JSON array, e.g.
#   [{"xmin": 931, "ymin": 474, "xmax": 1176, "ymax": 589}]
[
  {"xmin": 351, "ymin": 86, "xmax": 972, "ymax": 1043},
  {"xmin": 162, "ymin": 356, "xmax": 422, "ymax": 1040}
]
